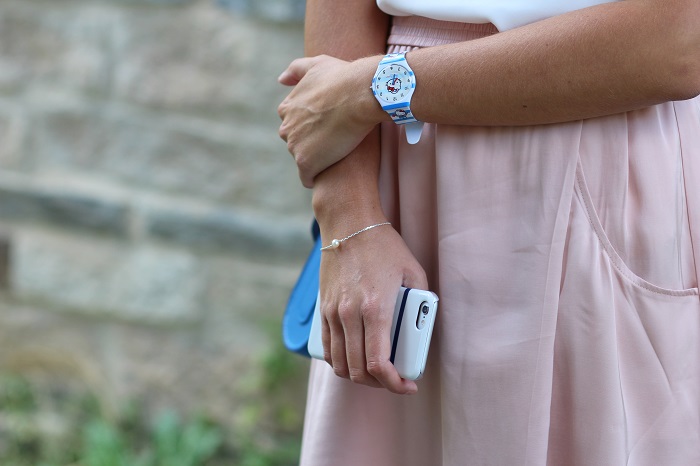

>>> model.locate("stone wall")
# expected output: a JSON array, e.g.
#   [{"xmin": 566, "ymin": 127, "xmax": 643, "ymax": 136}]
[{"xmin": 0, "ymin": 0, "xmax": 311, "ymax": 453}]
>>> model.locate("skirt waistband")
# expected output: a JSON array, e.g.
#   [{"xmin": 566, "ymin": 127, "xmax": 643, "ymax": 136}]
[{"xmin": 388, "ymin": 16, "xmax": 498, "ymax": 48}]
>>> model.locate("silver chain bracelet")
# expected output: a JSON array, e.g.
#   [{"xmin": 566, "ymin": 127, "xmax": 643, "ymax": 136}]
[{"xmin": 320, "ymin": 222, "xmax": 392, "ymax": 251}]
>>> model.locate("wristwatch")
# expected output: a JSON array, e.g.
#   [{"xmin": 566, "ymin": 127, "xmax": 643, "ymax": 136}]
[{"xmin": 371, "ymin": 52, "xmax": 424, "ymax": 144}]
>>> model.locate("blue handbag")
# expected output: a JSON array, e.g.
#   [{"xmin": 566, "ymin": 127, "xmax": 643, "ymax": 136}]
[{"xmin": 282, "ymin": 220, "xmax": 321, "ymax": 357}]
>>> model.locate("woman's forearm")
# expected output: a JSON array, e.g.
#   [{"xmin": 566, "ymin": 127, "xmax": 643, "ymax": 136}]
[
  {"xmin": 281, "ymin": 0, "xmax": 700, "ymax": 186},
  {"xmin": 304, "ymin": 0, "xmax": 389, "ymax": 226},
  {"xmin": 355, "ymin": 0, "xmax": 700, "ymax": 128},
  {"xmin": 297, "ymin": 1, "xmax": 426, "ymax": 396},
  {"xmin": 304, "ymin": 0, "xmax": 388, "ymax": 59}
]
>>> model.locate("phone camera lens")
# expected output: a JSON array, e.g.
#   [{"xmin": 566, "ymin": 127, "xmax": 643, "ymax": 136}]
[{"xmin": 421, "ymin": 304, "xmax": 429, "ymax": 315}]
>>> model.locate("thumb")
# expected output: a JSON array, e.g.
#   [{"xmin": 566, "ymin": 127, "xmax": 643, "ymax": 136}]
[{"xmin": 278, "ymin": 56, "xmax": 320, "ymax": 86}]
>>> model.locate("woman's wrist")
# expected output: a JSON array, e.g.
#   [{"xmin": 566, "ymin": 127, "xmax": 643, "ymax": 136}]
[
  {"xmin": 348, "ymin": 55, "xmax": 392, "ymax": 129},
  {"xmin": 313, "ymin": 179, "xmax": 385, "ymax": 227},
  {"xmin": 314, "ymin": 198, "xmax": 388, "ymax": 244},
  {"xmin": 312, "ymin": 165, "xmax": 387, "ymax": 239}
]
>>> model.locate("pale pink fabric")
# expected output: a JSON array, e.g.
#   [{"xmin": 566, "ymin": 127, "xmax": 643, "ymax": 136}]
[{"xmin": 300, "ymin": 16, "xmax": 700, "ymax": 466}]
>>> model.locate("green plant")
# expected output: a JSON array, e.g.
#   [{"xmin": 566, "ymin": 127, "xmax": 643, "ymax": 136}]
[
  {"xmin": 82, "ymin": 419, "xmax": 138, "ymax": 466},
  {"xmin": 236, "ymin": 437, "xmax": 302, "ymax": 466},
  {"xmin": 81, "ymin": 411, "xmax": 222, "ymax": 466},
  {"xmin": 0, "ymin": 374, "xmax": 36, "ymax": 413},
  {"xmin": 151, "ymin": 411, "xmax": 222, "ymax": 466},
  {"xmin": 0, "ymin": 373, "xmax": 228, "ymax": 466},
  {"xmin": 0, "ymin": 330, "xmax": 306, "ymax": 466},
  {"xmin": 228, "ymin": 329, "xmax": 306, "ymax": 466}
]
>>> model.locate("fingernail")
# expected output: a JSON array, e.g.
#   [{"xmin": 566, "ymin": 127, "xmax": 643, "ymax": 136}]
[{"xmin": 277, "ymin": 71, "xmax": 289, "ymax": 82}]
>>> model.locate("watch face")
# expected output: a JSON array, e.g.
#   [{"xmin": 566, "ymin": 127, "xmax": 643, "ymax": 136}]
[{"xmin": 374, "ymin": 63, "xmax": 414, "ymax": 104}]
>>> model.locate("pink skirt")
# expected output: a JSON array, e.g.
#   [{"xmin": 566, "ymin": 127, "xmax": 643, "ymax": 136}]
[{"xmin": 300, "ymin": 16, "xmax": 700, "ymax": 466}]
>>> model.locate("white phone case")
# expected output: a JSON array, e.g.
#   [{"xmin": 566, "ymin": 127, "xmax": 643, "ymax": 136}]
[{"xmin": 307, "ymin": 287, "xmax": 439, "ymax": 380}]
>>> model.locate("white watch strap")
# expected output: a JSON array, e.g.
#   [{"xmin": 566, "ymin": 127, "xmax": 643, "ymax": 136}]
[{"xmin": 404, "ymin": 121, "xmax": 424, "ymax": 145}]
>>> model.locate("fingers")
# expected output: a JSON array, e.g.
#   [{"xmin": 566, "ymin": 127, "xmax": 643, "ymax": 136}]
[
  {"xmin": 322, "ymin": 300, "xmax": 350, "ymax": 379},
  {"xmin": 321, "ymin": 296, "xmax": 350, "ymax": 379},
  {"xmin": 339, "ymin": 301, "xmax": 383, "ymax": 388},
  {"xmin": 278, "ymin": 120, "xmax": 288, "ymax": 142},
  {"xmin": 363, "ymin": 299, "xmax": 418, "ymax": 395},
  {"xmin": 321, "ymin": 312, "xmax": 333, "ymax": 366},
  {"xmin": 321, "ymin": 294, "xmax": 417, "ymax": 394},
  {"xmin": 322, "ymin": 298, "xmax": 382, "ymax": 388},
  {"xmin": 276, "ymin": 93, "xmax": 315, "ymax": 188},
  {"xmin": 277, "ymin": 54, "xmax": 358, "ymax": 188},
  {"xmin": 277, "ymin": 55, "xmax": 325, "ymax": 86}
]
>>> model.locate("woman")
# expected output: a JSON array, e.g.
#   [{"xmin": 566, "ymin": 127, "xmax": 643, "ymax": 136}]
[{"xmin": 278, "ymin": 0, "xmax": 700, "ymax": 464}]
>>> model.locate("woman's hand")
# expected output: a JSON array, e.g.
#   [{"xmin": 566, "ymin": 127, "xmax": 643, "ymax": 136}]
[
  {"xmin": 277, "ymin": 55, "xmax": 386, "ymax": 188},
  {"xmin": 318, "ymin": 221, "xmax": 428, "ymax": 394}
]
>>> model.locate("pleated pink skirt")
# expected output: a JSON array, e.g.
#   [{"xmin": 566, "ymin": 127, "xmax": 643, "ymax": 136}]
[{"xmin": 300, "ymin": 16, "xmax": 700, "ymax": 466}]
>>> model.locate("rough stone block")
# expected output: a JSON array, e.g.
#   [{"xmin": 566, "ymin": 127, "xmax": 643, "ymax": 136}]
[
  {"xmin": 146, "ymin": 204, "xmax": 311, "ymax": 260},
  {"xmin": 0, "ymin": 176, "xmax": 130, "ymax": 236},
  {"xmin": 11, "ymin": 230, "xmax": 205, "ymax": 323},
  {"xmin": 0, "ymin": 235, "xmax": 9, "ymax": 289},
  {"xmin": 200, "ymin": 255, "xmax": 303, "ymax": 349},
  {"xmin": 26, "ymin": 104, "xmax": 311, "ymax": 215},
  {"xmin": 107, "ymin": 3, "xmax": 304, "ymax": 117},
  {"xmin": 0, "ymin": 249, "xmax": 309, "ymax": 435},
  {"xmin": 0, "ymin": 0, "xmax": 305, "ymax": 119},
  {"xmin": 0, "ymin": 1, "xmax": 120, "ymax": 95},
  {"xmin": 0, "ymin": 110, "xmax": 27, "ymax": 170}
]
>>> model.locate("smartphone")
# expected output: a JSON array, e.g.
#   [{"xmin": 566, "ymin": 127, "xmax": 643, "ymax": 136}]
[{"xmin": 307, "ymin": 287, "xmax": 439, "ymax": 380}]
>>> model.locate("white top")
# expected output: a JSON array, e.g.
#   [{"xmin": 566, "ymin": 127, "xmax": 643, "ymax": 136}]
[{"xmin": 377, "ymin": 0, "xmax": 617, "ymax": 31}]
